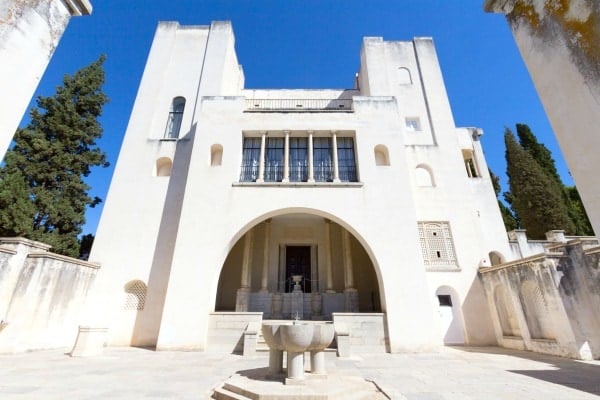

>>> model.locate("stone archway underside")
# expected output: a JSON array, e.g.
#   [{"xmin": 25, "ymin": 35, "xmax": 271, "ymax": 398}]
[{"xmin": 215, "ymin": 213, "xmax": 381, "ymax": 320}]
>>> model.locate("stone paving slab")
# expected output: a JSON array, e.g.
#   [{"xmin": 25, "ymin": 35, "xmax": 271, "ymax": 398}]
[{"xmin": 0, "ymin": 346, "xmax": 599, "ymax": 399}]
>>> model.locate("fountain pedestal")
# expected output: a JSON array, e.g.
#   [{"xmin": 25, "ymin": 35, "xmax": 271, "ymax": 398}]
[{"xmin": 261, "ymin": 321, "xmax": 334, "ymax": 385}]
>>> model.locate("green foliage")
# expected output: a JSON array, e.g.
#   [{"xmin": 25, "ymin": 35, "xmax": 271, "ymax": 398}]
[
  {"xmin": 0, "ymin": 56, "xmax": 109, "ymax": 257},
  {"xmin": 516, "ymin": 123, "xmax": 561, "ymax": 184},
  {"xmin": 503, "ymin": 123, "xmax": 594, "ymax": 237},
  {"xmin": 504, "ymin": 129, "xmax": 574, "ymax": 239},
  {"xmin": 489, "ymin": 168, "xmax": 518, "ymax": 231},
  {"xmin": 78, "ymin": 233, "xmax": 94, "ymax": 261},
  {"xmin": 565, "ymin": 186, "xmax": 594, "ymax": 236},
  {"xmin": 0, "ymin": 171, "xmax": 36, "ymax": 236}
]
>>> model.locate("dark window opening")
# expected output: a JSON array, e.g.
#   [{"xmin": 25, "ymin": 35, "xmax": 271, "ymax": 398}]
[{"xmin": 438, "ymin": 295, "xmax": 452, "ymax": 307}]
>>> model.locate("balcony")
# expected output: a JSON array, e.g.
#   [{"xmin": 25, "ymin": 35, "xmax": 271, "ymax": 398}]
[{"xmin": 245, "ymin": 98, "xmax": 353, "ymax": 112}]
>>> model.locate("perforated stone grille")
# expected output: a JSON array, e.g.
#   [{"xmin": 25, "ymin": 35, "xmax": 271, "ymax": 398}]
[
  {"xmin": 124, "ymin": 281, "xmax": 147, "ymax": 311},
  {"xmin": 418, "ymin": 222, "xmax": 457, "ymax": 267}
]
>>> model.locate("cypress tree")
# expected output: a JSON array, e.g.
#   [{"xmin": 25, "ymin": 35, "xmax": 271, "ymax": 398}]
[
  {"xmin": 516, "ymin": 123, "xmax": 561, "ymax": 184},
  {"xmin": 515, "ymin": 123, "xmax": 593, "ymax": 235},
  {"xmin": 489, "ymin": 168, "xmax": 518, "ymax": 231},
  {"xmin": 0, "ymin": 56, "xmax": 109, "ymax": 257},
  {"xmin": 504, "ymin": 129, "xmax": 574, "ymax": 239}
]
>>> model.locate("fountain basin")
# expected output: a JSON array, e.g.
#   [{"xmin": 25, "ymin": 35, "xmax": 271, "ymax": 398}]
[{"xmin": 261, "ymin": 321, "xmax": 335, "ymax": 384}]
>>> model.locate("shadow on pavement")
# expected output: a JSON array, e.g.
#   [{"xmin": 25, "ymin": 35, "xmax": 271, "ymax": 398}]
[{"xmin": 452, "ymin": 346, "xmax": 600, "ymax": 396}]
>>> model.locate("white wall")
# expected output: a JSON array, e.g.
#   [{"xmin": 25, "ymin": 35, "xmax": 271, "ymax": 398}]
[{"xmin": 88, "ymin": 21, "xmax": 511, "ymax": 353}]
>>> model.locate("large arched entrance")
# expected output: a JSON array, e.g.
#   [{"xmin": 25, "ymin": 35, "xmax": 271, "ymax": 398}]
[{"xmin": 215, "ymin": 212, "xmax": 381, "ymax": 319}]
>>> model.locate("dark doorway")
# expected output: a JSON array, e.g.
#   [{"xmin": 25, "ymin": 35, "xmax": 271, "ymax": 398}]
[{"xmin": 285, "ymin": 246, "xmax": 311, "ymax": 293}]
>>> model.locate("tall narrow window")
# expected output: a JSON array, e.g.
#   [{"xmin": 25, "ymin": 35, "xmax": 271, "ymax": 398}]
[
  {"xmin": 462, "ymin": 149, "xmax": 479, "ymax": 178},
  {"xmin": 337, "ymin": 137, "xmax": 357, "ymax": 182},
  {"xmin": 289, "ymin": 137, "xmax": 308, "ymax": 182},
  {"xmin": 240, "ymin": 138, "xmax": 261, "ymax": 181},
  {"xmin": 164, "ymin": 97, "xmax": 185, "ymax": 139},
  {"xmin": 313, "ymin": 137, "xmax": 332, "ymax": 182},
  {"xmin": 265, "ymin": 137, "xmax": 284, "ymax": 182}
]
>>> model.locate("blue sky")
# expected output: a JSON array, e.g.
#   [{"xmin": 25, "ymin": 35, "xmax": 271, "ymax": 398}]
[{"xmin": 18, "ymin": 0, "xmax": 569, "ymax": 236}]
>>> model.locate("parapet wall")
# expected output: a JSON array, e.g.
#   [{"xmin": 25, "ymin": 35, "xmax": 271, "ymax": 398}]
[
  {"xmin": 0, "ymin": 238, "xmax": 99, "ymax": 353},
  {"xmin": 480, "ymin": 239, "xmax": 600, "ymax": 359}
]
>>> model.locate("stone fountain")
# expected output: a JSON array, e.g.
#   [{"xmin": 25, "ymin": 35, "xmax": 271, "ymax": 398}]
[
  {"xmin": 262, "ymin": 320, "xmax": 334, "ymax": 384},
  {"xmin": 212, "ymin": 320, "xmax": 386, "ymax": 399}
]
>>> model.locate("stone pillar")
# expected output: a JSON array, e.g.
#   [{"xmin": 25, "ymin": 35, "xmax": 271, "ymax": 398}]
[
  {"xmin": 342, "ymin": 229, "xmax": 358, "ymax": 312},
  {"xmin": 0, "ymin": 0, "xmax": 92, "ymax": 163},
  {"xmin": 332, "ymin": 131, "xmax": 340, "ymax": 183},
  {"xmin": 235, "ymin": 230, "xmax": 254, "ymax": 311},
  {"xmin": 507, "ymin": 229, "xmax": 530, "ymax": 258},
  {"xmin": 311, "ymin": 292, "xmax": 323, "ymax": 320},
  {"xmin": 546, "ymin": 230, "xmax": 567, "ymax": 243},
  {"xmin": 268, "ymin": 348, "xmax": 284, "ymax": 376},
  {"xmin": 260, "ymin": 219, "xmax": 271, "ymax": 292},
  {"xmin": 271, "ymin": 292, "xmax": 283, "ymax": 319},
  {"xmin": 324, "ymin": 219, "xmax": 335, "ymax": 293},
  {"xmin": 256, "ymin": 131, "xmax": 266, "ymax": 183},
  {"xmin": 310, "ymin": 350, "xmax": 326, "ymax": 375},
  {"xmin": 286, "ymin": 351, "xmax": 305, "ymax": 383},
  {"xmin": 307, "ymin": 130, "xmax": 315, "ymax": 183},
  {"xmin": 282, "ymin": 130, "xmax": 290, "ymax": 183}
]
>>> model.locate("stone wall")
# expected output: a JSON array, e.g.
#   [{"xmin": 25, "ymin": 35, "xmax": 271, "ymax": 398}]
[
  {"xmin": 0, "ymin": 237, "xmax": 99, "ymax": 353},
  {"xmin": 332, "ymin": 313, "xmax": 388, "ymax": 354},
  {"xmin": 206, "ymin": 312, "xmax": 263, "ymax": 353},
  {"xmin": 480, "ymin": 239, "xmax": 600, "ymax": 359}
]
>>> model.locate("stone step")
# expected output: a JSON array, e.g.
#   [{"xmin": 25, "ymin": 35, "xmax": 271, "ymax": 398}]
[
  {"xmin": 218, "ymin": 374, "xmax": 385, "ymax": 400},
  {"xmin": 212, "ymin": 385, "xmax": 252, "ymax": 400}
]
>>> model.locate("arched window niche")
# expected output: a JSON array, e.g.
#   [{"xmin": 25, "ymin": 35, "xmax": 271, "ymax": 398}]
[
  {"xmin": 155, "ymin": 157, "xmax": 172, "ymax": 177},
  {"xmin": 415, "ymin": 164, "xmax": 435, "ymax": 187},
  {"xmin": 164, "ymin": 96, "xmax": 186, "ymax": 139},
  {"xmin": 374, "ymin": 145, "xmax": 390, "ymax": 166},
  {"xmin": 211, "ymin": 144, "xmax": 223, "ymax": 166},
  {"xmin": 519, "ymin": 281, "xmax": 555, "ymax": 340},
  {"xmin": 398, "ymin": 67, "xmax": 412, "ymax": 85}
]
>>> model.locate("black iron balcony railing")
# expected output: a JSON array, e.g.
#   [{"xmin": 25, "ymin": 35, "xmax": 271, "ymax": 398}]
[
  {"xmin": 239, "ymin": 164, "xmax": 259, "ymax": 182},
  {"xmin": 245, "ymin": 99, "xmax": 353, "ymax": 112},
  {"xmin": 339, "ymin": 166, "xmax": 357, "ymax": 182}
]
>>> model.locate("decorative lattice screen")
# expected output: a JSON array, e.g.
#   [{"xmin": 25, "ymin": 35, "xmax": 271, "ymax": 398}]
[
  {"xmin": 418, "ymin": 222, "xmax": 457, "ymax": 267},
  {"xmin": 124, "ymin": 280, "xmax": 147, "ymax": 311}
]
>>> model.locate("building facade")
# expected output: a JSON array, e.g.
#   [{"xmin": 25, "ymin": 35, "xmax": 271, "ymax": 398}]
[
  {"xmin": 85, "ymin": 21, "xmax": 512, "ymax": 353},
  {"xmin": 0, "ymin": 0, "xmax": 92, "ymax": 162}
]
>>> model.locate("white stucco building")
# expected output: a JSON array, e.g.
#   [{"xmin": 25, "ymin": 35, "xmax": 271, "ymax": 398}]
[
  {"xmin": 0, "ymin": 0, "xmax": 92, "ymax": 162},
  {"xmin": 85, "ymin": 21, "xmax": 513, "ymax": 353}
]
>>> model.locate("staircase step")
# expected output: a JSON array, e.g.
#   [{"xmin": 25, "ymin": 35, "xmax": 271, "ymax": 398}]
[{"xmin": 212, "ymin": 385, "xmax": 252, "ymax": 400}]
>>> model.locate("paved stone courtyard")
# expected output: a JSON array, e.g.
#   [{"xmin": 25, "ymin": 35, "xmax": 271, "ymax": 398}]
[{"xmin": 1, "ymin": 346, "xmax": 599, "ymax": 399}]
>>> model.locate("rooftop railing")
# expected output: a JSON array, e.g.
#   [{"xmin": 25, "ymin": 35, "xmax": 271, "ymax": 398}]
[{"xmin": 245, "ymin": 98, "xmax": 353, "ymax": 112}]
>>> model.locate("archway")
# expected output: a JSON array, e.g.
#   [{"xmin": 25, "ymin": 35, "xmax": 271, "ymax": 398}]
[
  {"xmin": 215, "ymin": 212, "xmax": 382, "ymax": 320},
  {"xmin": 435, "ymin": 286, "xmax": 465, "ymax": 344}
]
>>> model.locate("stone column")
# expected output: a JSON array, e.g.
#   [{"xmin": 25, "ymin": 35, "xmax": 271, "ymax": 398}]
[
  {"xmin": 236, "ymin": 230, "xmax": 254, "ymax": 311},
  {"xmin": 342, "ymin": 229, "xmax": 358, "ymax": 312},
  {"xmin": 332, "ymin": 130, "xmax": 340, "ymax": 183},
  {"xmin": 282, "ymin": 130, "xmax": 290, "ymax": 183},
  {"xmin": 307, "ymin": 130, "xmax": 315, "ymax": 183},
  {"xmin": 324, "ymin": 219, "xmax": 335, "ymax": 293},
  {"xmin": 256, "ymin": 131, "xmax": 266, "ymax": 183},
  {"xmin": 260, "ymin": 220, "xmax": 271, "ymax": 292}
]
